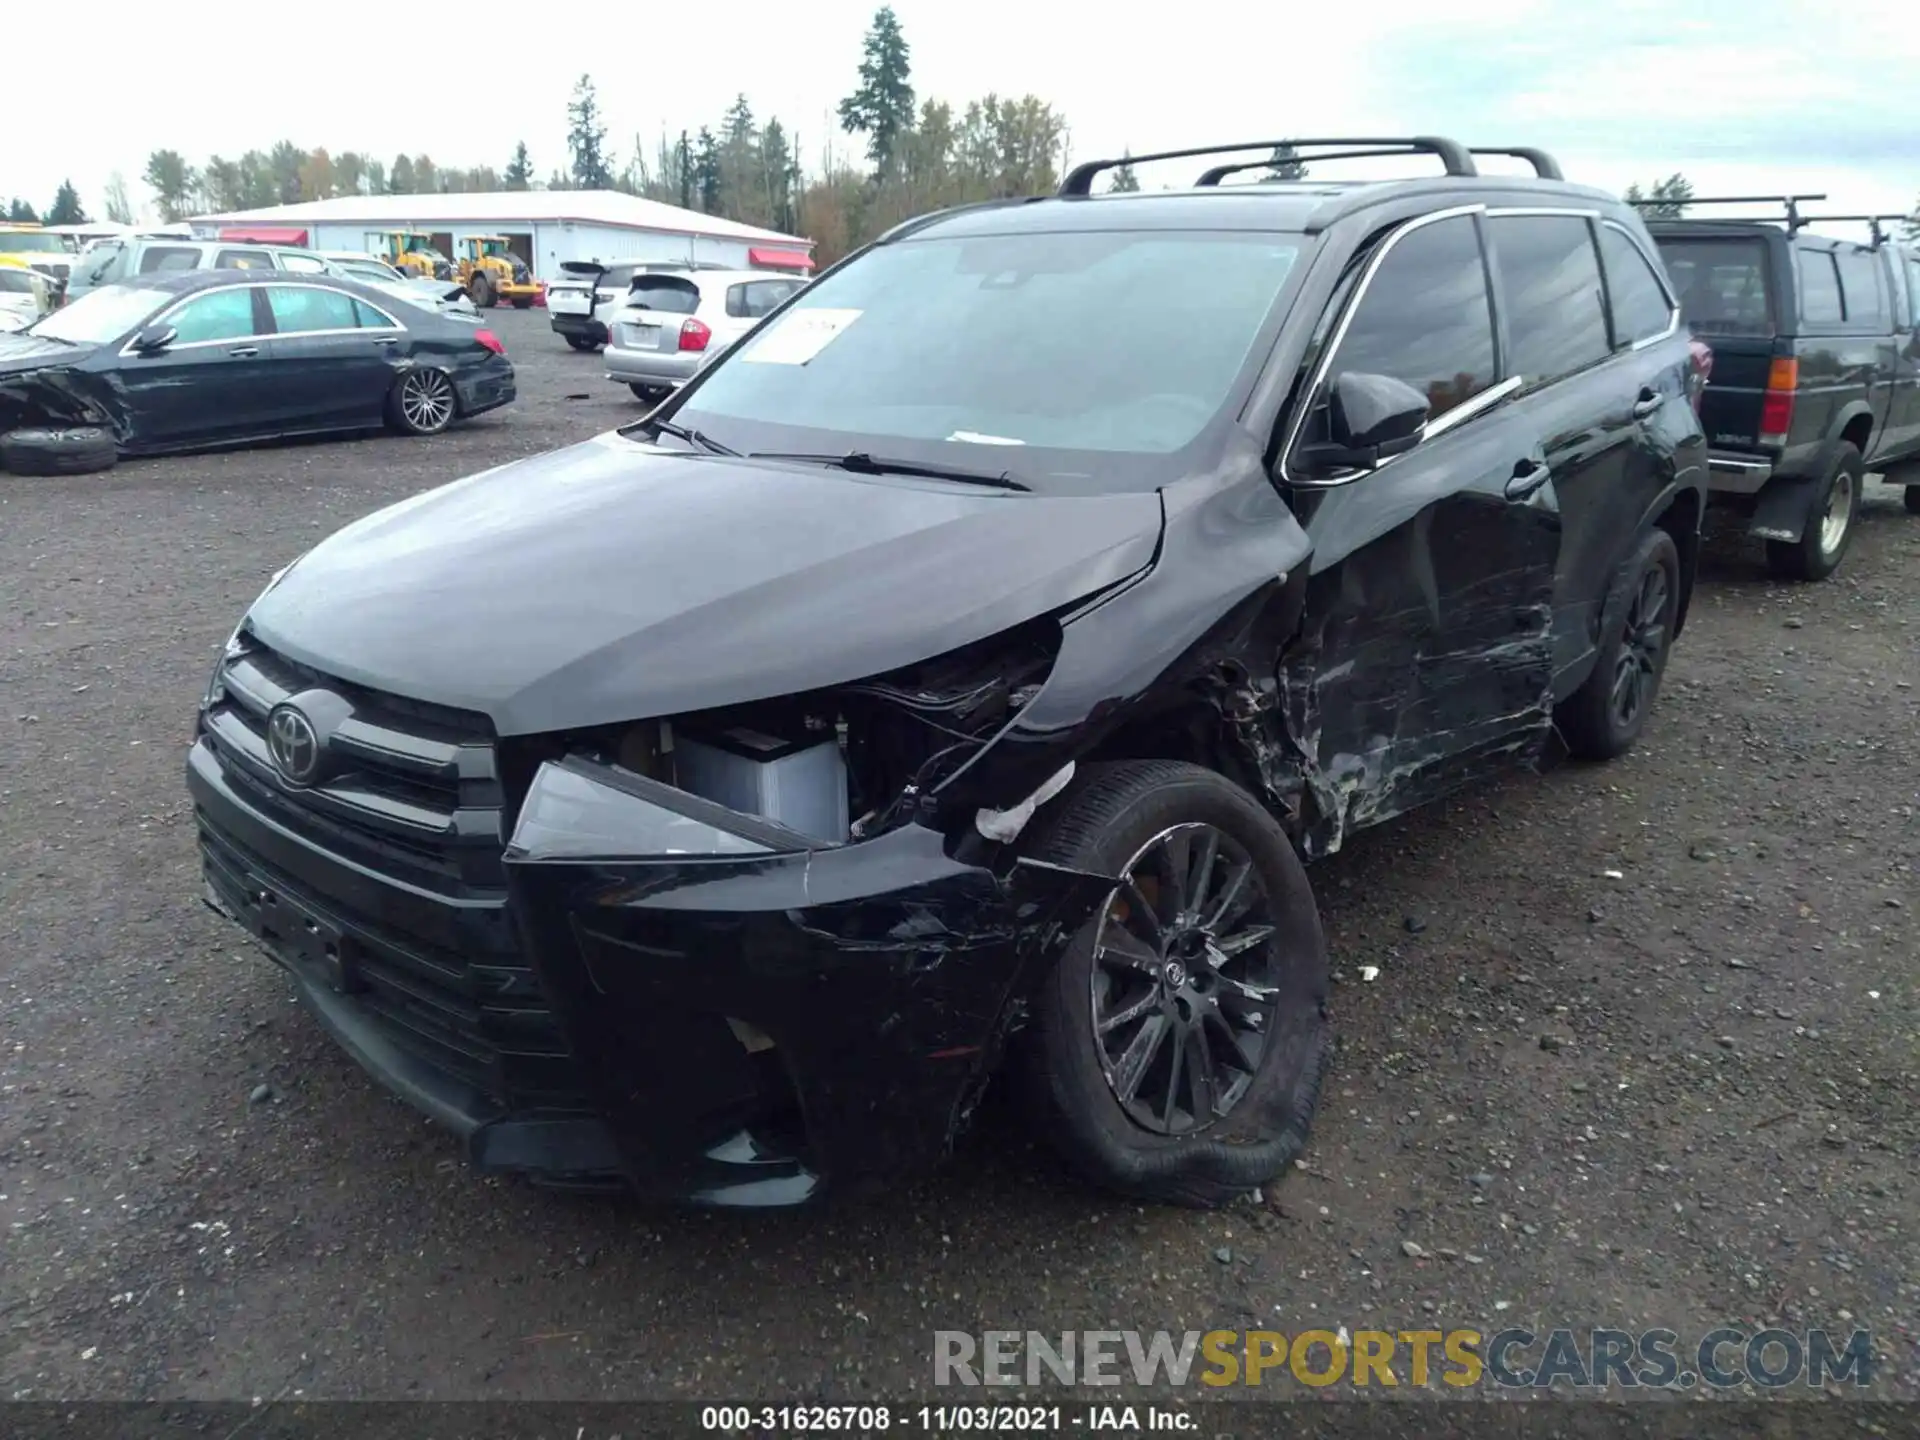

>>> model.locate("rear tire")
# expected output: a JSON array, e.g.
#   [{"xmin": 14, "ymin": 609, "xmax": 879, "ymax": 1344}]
[
  {"xmin": 1017, "ymin": 760, "xmax": 1330, "ymax": 1209},
  {"xmin": 565, "ymin": 336, "xmax": 598, "ymax": 353},
  {"xmin": 0, "ymin": 426, "xmax": 118, "ymax": 477},
  {"xmin": 1766, "ymin": 442, "xmax": 1862, "ymax": 581},
  {"xmin": 1556, "ymin": 527, "xmax": 1680, "ymax": 761},
  {"xmin": 385, "ymin": 367, "xmax": 458, "ymax": 436},
  {"xmin": 629, "ymin": 383, "xmax": 669, "ymax": 404}
]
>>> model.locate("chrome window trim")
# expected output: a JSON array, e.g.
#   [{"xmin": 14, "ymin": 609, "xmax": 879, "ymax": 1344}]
[
  {"xmin": 1277, "ymin": 202, "xmax": 1493, "ymax": 489},
  {"xmin": 117, "ymin": 280, "xmax": 404, "ymax": 356}
]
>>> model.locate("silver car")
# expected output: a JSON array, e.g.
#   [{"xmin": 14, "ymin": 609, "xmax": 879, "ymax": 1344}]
[{"xmin": 603, "ymin": 269, "xmax": 807, "ymax": 401}]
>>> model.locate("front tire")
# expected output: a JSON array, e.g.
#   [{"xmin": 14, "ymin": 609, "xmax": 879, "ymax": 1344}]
[
  {"xmin": 1766, "ymin": 442, "xmax": 1862, "ymax": 581},
  {"xmin": 1018, "ymin": 760, "xmax": 1330, "ymax": 1208},
  {"xmin": 1557, "ymin": 527, "xmax": 1679, "ymax": 761},
  {"xmin": 469, "ymin": 273, "xmax": 495, "ymax": 308},
  {"xmin": 386, "ymin": 368, "xmax": 458, "ymax": 436},
  {"xmin": 0, "ymin": 426, "xmax": 118, "ymax": 477},
  {"xmin": 565, "ymin": 335, "xmax": 598, "ymax": 353}
]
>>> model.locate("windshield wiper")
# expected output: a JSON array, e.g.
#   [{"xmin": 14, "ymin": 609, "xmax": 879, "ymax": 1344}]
[
  {"xmin": 639, "ymin": 416, "xmax": 736, "ymax": 455},
  {"xmin": 747, "ymin": 450, "xmax": 1030, "ymax": 491}
]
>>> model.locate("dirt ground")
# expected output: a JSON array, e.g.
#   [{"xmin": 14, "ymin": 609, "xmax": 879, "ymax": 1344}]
[{"xmin": 2, "ymin": 307, "xmax": 1915, "ymax": 1404}]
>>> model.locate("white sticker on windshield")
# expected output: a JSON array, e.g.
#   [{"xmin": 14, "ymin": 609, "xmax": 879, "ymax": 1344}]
[
  {"xmin": 946, "ymin": 431, "xmax": 1026, "ymax": 446},
  {"xmin": 739, "ymin": 307, "xmax": 863, "ymax": 365}
]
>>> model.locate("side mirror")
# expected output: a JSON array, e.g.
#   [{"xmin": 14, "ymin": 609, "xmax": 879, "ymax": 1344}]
[
  {"xmin": 1296, "ymin": 371, "xmax": 1430, "ymax": 476},
  {"xmin": 132, "ymin": 324, "xmax": 177, "ymax": 354}
]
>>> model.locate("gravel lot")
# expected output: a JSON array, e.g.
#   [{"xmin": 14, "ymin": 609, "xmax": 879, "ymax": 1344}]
[{"xmin": 2, "ymin": 306, "xmax": 1916, "ymax": 1403}]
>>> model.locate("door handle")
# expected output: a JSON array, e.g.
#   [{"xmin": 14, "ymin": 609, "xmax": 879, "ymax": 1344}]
[
  {"xmin": 374, "ymin": 335, "xmax": 401, "ymax": 346},
  {"xmin": 1506, "ymin": 459, "xmax": 1553, "ymax": 500},
  {"xmin": 1632, "ymin": 389, "xmax": 1664, "ymax": 419},
  {"xmin": 228, "ymin": 345, "xmax": 259, "ymax": 358}
]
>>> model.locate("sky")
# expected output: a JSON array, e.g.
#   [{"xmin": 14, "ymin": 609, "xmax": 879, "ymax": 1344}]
[{"xmin": 6, "ymin": 0, "xmax": 1915, "ymax": 233}]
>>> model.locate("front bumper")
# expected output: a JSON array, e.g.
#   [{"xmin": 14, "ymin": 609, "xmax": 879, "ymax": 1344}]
[{"xmin": 190, "ymin": 740, "xmax": 1106, "ymax": 1206}]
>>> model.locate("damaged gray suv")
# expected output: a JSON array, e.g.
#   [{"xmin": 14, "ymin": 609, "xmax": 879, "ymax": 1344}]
[{"xmin": 188, "ymin": 137, "xmax": 1708, "ymax": 1209}]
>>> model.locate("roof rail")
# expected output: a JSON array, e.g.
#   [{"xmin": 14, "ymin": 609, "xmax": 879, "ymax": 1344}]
[
  {"xmin": 1468, "ymin": 147, "xmax": 1564, "ymax": 181},
  {"xmin": 1059, "ymin": 136, "xmax": 1477, "ymax": 197},
  {"xmin": 1629, "ymin": 193, "xmax": 1827, "ymax": 233},
  {"xmin": 1794, "ymin": 213, "xmax": 1911, "ymax": 247},
  {"xmin": 1196, "ymin": 147, "xmax": 1458, "ymax": 186}
]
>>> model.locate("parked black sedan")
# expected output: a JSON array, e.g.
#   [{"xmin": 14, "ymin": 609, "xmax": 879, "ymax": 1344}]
[{"xmin": 0, "ymin": 270, "xmax": 515, "ymax": 468}]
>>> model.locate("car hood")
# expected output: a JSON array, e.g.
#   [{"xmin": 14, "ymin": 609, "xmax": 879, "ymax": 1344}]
[
  {"xmin": 247, "ymin": 429, "xmax": 1164, "ymax": 735},
  {"xmin": 0, "ymin": 332, "xmax": 88, "ymax": 374}
]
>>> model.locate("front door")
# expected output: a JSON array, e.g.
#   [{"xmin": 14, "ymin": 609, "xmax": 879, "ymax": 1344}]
[
  {"xmin": 118, "ymin": 285, "xmax": 274, "ymax": 448},
  {"xmin": 262, "ymin": 283, "xmax": 401, "ymax": 430},
  {"xmin": 1277, "ymin": 210, "xmax": 1560, "ymax": 857}
]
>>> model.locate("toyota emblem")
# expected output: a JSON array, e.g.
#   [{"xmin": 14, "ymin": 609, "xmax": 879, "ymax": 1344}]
[{"xmin": 265, "ymin": 704, "xmax": 322, "ymax": 784}]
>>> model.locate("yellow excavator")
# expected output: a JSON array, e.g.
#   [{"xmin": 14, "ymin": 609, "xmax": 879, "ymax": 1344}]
[
  {"xmin": 374, "ymin": 231, "xmax": 454, "ymax": 282},
  {"xmin": 456, "ymin": 236, "xmax": 541, "ymax": 309}
]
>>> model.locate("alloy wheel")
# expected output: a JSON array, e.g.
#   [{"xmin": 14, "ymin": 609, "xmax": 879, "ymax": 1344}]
[
  {"xmin": 1088, "ymin": 822, "xmax": 1285, "ymax": 1135},
  {"xmin": 1610, "ymin": 563, "xmax": 1670, "ymax": 728},
  {"xmin": 401, "ymin": 369, "xmax": 455, "ymax": 432}
]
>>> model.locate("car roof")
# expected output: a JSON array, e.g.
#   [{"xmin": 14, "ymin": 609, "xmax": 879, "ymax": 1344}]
[
  {"xmin": 113, "ymin": 267, "xmax": 375, "ymax": 300},
  {"xmin": 889, "ymin": 174, "xmax": 1624, "ymax": 243}
]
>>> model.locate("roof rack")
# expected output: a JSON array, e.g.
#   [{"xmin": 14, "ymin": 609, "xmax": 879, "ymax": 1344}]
[
  {"xmin": 1059, "ymin": 136, "xmax": 1478, "ymax": 197},
  {"xmin": 1629, "ymin": 193, "xmax": 1827, "ymax": 232},
  {"xmin": 1793, "ymin": 213, "xmax": 1911, "ymax": 248},
  {"xmin": 1468, "ymin": 147, "xmax": 1564, "ymax": 181}
]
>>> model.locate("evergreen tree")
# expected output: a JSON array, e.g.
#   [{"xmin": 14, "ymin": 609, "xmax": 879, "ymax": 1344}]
[
  {"xmin": 1109, "ymin": 151, "xmax": 1140, "ymax": 193},
  {"xmin": 46, "ymin": 180, "xmax": 88, "ymax": 226},
  {"xmin": 6, "ymin": 198, "xmax": 38, "ymax": 223},
  {"xmin": 143, "ymin": 150, "xmax": 197, "ymax": 221},
  {"xmin": 675, "ymin": 131, "xmax": 695, "ymax": 210},
  {"xmin": 504, "ymin": 141, "xmax": 533, "ymax": 190},
  {"xmin": 567, "ymin": 76, "xmax": 613, "ymax": 189},
  {"xmin": 1263, "ymin": 144, "xmax": 1306, "ymax": 181},
  {"xmin": 838, "ymin": 6, "xmax": 916, "ymax": 176},
  {"xmin": 693, "ymin": 128, "xmax": 722, "ymax": 213}
]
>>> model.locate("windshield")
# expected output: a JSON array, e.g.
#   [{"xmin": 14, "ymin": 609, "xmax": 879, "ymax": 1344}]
[
  {"xmin": 0, "ymin": 230, "xmax": 70, "ymax": 254},
  {"xmin": 28, "ymin": 283, "xmax": 163, "ymax": 345},
  {"xmin": 1656, "ymin": 237, "xmax": 1775, "ymax": 337},
  {"xmin": 0, "ymin": 269, "xmax": 37, "ymax": 293},
  {"xmin": 673, "ymin": 229, "xmax": 1304, "ymax": 488}
]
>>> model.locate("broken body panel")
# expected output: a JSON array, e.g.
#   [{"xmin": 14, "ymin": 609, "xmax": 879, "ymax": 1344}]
[{"xmin": 188, "ymin": 181, "xmax": 1709, "ymax": 1203}]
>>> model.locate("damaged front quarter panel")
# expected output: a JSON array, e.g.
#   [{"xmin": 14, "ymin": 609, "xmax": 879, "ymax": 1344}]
[
  {"xmin": 0, "ymin": 364, "xmax": 118, "ymax": 437},
  {"xmin": 501, "ymin": 756, "xmax": 1115, "ymax": 1205}
]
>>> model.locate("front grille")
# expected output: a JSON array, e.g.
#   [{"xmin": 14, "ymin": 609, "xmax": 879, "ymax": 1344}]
[{"xmin": 199, "ymin": 638, "xmax": 589, "ymax": 1110}]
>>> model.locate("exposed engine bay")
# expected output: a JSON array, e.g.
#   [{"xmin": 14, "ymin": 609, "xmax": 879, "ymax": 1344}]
[{"xmin": 555, "ymin": 616, "xmax": 1063, "ymax": 844}]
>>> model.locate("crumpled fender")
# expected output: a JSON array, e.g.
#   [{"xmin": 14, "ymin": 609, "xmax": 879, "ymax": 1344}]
[{"xmin": 0, "ymin": 367, "xmax": 123, "ymax": 440}]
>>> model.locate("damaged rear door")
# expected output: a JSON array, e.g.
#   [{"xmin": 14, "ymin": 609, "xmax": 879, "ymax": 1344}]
[{"xmin": 1275, "ymin": 208, "xmax": 1560, "ymax": 854}]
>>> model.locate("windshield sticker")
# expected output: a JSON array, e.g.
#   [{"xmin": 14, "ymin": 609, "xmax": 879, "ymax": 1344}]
[
  {"xmin": 946, "ymin": 430, "xmax": 1026, "ymax": 445},
  {"xmin": 739, "ymin": 307, "xmax": 863, "ymax": 365}
]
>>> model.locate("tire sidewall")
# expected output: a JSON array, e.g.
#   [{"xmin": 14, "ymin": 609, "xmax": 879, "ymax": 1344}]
[
  {"xmin": 1029, "ymin": 767, "xmax": 1328, "ymax": 1197},
  {"xmin": 1803, "ymin": 444, "xmax": 1863, "ymax": 579},
  {"xmin": 1594, "ymin": 527, "xmax": 1681, "ymax": 753}
]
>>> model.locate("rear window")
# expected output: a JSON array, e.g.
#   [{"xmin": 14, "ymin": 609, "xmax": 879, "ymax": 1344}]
[
  {"xmin": 1657, "ymin": 238, "xmax": 1774, "ymax": 337},
  {"xmin": 598, "ymin": 265, "xmax": 637, "ymax": 293},
  {"xmin": 626, "ymin": 277, "xmax": 700, "ymax": 314},
  {"xmin": 0, "ymin": 268, "xmax": 37, "ymax": 293}
]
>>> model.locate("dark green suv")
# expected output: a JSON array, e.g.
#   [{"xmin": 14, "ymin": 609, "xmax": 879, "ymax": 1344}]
[{"xmin": 1647, "ymin": 202, "xmax": 1920, "ymax": 580}]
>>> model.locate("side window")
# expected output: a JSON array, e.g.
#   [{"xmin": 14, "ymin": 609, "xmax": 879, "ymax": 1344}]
[
  {"xmin": 1488, "ymin": 214, "xmax": 1611, "ymax": 387},
  {"xmin": 215, "ymin": 249, "xmax": 274, "ymax": 271},
  {"xmin": 1834, "ymin": 248, "xmax": 1889, "ymax": 328},
  {"xmin": 725, "ymin": 282, "xmax": 751, "ymax": 319},
  {"xmin": 166, "ymin": 288, "xmax": 259, "ymax": 344},
  {"xmin": 1319, "ymin": 214, "xmax": 1496, "ymax": 421},
  {"xmin": 139, "ymin": 246, "xmax": 202, "ymax": 274},
  {"xmin": 1798, "ymin": 250, "xmax": 1843, "ymax": 325},
  {"xmin": 1596, "ymin": 224, "xmax": 1674, "ymax": 347},
  {"xmin": 599, "ymin": 264, "xmax": 636, "ymax": 295},
  {"xmin": 1908, "ymin": 258, "xmax": 1920, "ymax": 327},
  {"xmin": 1886, "ymin": 254, "xmax": 1910, "ymax": 332},
  {"xmin": 266, "ymin": 285, "xmax": 361, "ymax": 334},
  {"xmin": 352, "ymin": 298, "xmax": 396, "ymax": 329},
  {"xmin": 277, "ymin": 253, "xmax": 328, "ymax": 274}
]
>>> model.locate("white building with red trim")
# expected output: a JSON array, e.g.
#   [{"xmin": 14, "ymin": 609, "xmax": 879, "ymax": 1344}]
[{"xmin": 187, "ymin": 190, "xmax": 813, "ymax": 281}]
